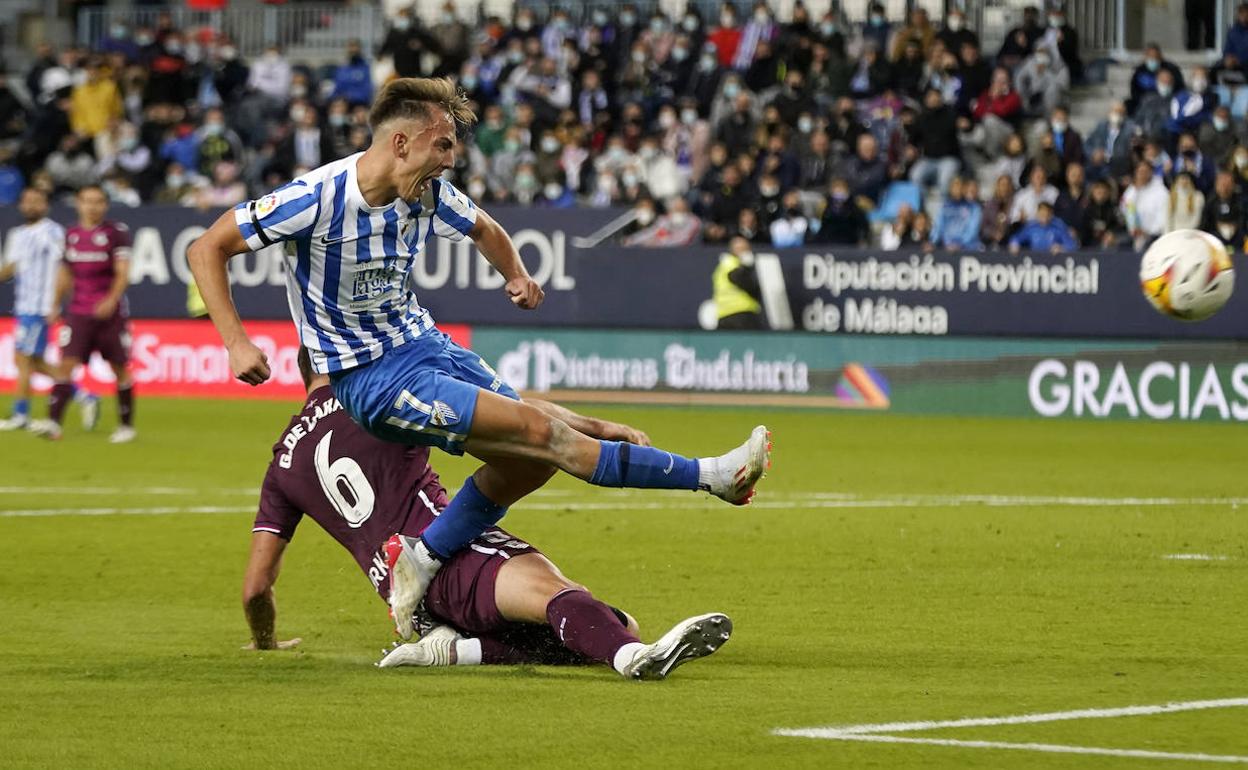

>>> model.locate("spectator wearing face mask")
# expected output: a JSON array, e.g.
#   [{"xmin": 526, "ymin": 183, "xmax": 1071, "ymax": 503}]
[
  {"xmin": 814, "ymin": 177, "xmax": 869, "ymax": 245},
  {"xmin": 248, "ymin": 45, "xmax": 292, "ymax": 104},
  {"xmin": 1198, "ymin": 105, "xmax": 1243, "ymax": 166},
  {"xmin": 380, "ymin": 10, "xmax": 434, "ymax": 79},
  {"xmin": 1173, "ymin": 132, "xmax": 1217, "ymax": 192},
  {"xmin": 814, "ymin": 12, "xmax": 847, "ymax": 60},
  {"xmin": 623, "ymin": 197, "xmax": 702, "ymax": 246},
  {"xmin": 938, "ymin": 11, "xmax": 979, "ymax": 57},
  {"xmin": 1015, "ymin": 47, "xmax": 1069, "ymax": 117},
  {"xmin": 685, "ymin": 43, "xmax": 725, "ymax": 114},
  {"xmin": 432, "ymin": 3, "xmax": 472, "ymax": 76},
  {"xmin": 1201, "ymin": 170, "xmax": 1244, "ymax": 246},
  {"xmin": 1087, "ymin": 102, "xmax": 1139, "ymax": 180},
  {"xmin": 1009, "ymin": 201, "xmax": 1077, "ymax": 253},
  {"xmin": 195, "ymin": 107, "xmax": 243, "ymax": 178},
  {"xmin": 1129, "ymin": 44, "xmax": 1185, "ymax": 114},
  {"xmin": 273, "ymin": 101, "xmax": 335, "ymax": 178},
  {"xmin": 1166, "ymin": 67, "xmax": 1217, "ymax": 137},
  {"xmin": 1035, "ymin": 106, "xmax": 1084, "ymax": 167},
  {"xmin": 331, "ymin": 40, "xmax": 373, "ymax": 107},
  {"xmin": 707, "ymin": 6, "xmax": 744, "ymax": 67},
  {"xmin": 769, "ymin": 190, "xmax": 809, "ymax": 247},
  {"xmin": 1041, "ymin": 9, "xmax": 1082, "ymax": 83},
  {"xmin": 848, "ymin": 43, "xmax": 892, "ymax": 99},
  {"xmin": 733, "ymin": 208, "xmax": 768, "ymax": 244},
  {"xmin": 860, "ymin": 2, "xmax": 892, "ymax": 52},
  {"xmin": 715, "ymin": 90, "xmax": 757, "ymax": 157},
  {"xmin": 1134, "ymin": 69, "xmax": 1179, "ymax": 141}
]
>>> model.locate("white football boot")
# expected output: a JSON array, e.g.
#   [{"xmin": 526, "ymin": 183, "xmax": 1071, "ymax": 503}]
[
  {"xmin": 0, "ymin": 414, "xmax": 29, "ymax": 431},
  {"xmin": 376, "ymin": 626, "xmax": 463, "ymax": 668},
  {"xmin": 28, "ymin": 419, "xmax": 62, "ymax": 440},
  {"xmin": 700, "ymin": 425, "xmax": 771, "ymax": 505},
  {"xmin": 109, "ymin": 425, "xmax": 137, "ymax": 444},
  {"xmin": 383, "ymin": 535, "xmax": 443, "ymax": 640},
  {"xmin": 620, "ymin": 612, "xmax": 733, "ymax": 680}
]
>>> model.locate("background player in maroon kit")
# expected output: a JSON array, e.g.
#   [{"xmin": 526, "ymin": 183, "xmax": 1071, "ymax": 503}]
[
  {"xmin": 31, "ymin": 185, "xmax": 136, "ymax": 443},
  {"xmin": 241, "ymin": 349, "xmax": 733, "ymax": 679}
]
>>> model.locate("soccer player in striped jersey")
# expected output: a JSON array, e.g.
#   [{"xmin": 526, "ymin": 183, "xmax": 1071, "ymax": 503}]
[
  {"xmin": 0, "ymin": 188, "xmax": 98, "ymax": 432},
  {"xmin": 188, "ymin": 78, "xmax": 771, "ymax": 641}
]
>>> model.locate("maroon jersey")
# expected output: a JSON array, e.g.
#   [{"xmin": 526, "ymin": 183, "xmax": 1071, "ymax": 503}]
[
  {"xmin": 64, "ymin": 221, "xmax": 131, "ymax": 316},
  {"xmin": 253, "ymin": 386, "xmax": 447, "ymax": 599}
]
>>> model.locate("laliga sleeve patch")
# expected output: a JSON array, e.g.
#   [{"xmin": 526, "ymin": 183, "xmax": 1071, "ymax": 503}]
[{"xmin": 256, "ymin": 194, "xmax": 279, "ymax": 218}]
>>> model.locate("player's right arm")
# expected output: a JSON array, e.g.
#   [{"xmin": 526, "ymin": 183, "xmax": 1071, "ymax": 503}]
[
  {"xmin": 241, "ymin": 531, "xmax": 302, "ymax": 651},
  {"xmin": 188, "ymin": 210, "xmax": 271, "ymax": 385},
  {"xmin": 188, "ymin": 183, "xmax": 319, "ymax": 385},
  {"xmin": 47, "ymin": 263, "xmax": 72, "ymax": 325}
]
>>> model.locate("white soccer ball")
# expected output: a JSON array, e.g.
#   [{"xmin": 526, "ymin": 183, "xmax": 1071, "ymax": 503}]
[{"xmin": 1139, "ymin": 229, "xmax": 1235, "ymax": 322}]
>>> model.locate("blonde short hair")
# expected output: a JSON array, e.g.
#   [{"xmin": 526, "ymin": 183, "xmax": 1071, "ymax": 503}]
[{"xmin": 368, "ymin": 77, "xmax": 477, "ymax": 131}]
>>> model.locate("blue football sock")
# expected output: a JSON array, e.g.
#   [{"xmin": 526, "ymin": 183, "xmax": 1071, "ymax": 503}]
[
  {"xmin": 589, "ymin": 440, "xmax": 700, "ymax": 490},
  {"xmin": 420, "ymin": 475, "xmax": 508, "ymax": 560},
  {"xmin": 13, "ymin": 399, "xmax": 29, "ymax": 418}
]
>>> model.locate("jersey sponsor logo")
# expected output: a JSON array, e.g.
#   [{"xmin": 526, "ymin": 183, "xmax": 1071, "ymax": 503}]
[
  {"xmin": 348, "ymin": 265, "xmax": 400, "ymax": 304},
  {"xmin": 256, "ymin": 193, "xmax": 279, "ymax": 217}
]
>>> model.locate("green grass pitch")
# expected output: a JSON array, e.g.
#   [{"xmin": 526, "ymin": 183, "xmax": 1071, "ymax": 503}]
[{"xmin": 1, "ymin": 395, "xmax": 1246, "ymax": 769}]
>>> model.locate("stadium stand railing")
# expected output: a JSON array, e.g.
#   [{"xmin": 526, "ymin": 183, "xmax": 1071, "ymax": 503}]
[{"xmin": 75, "ymin": 2, "xmax": 378, "ymax": 63}]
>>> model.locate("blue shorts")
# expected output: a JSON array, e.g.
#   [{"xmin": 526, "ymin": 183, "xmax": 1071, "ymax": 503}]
[
  {"xmin": 14, "ymin": 315, "xmax": 49, "ymax": 358},
  {"xmin": 330, "ymin": 329, "xmax": 519, "ymax": 455}
]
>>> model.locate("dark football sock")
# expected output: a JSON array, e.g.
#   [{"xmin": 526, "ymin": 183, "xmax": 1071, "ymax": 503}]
[
  {"xmin": 48, "ymin": 382, "xmax": 74, "ymax": 425},
  {"xmin": 117, "ymin": 383, "xmax": 134, "ymax": 426},
  {"xmin": 544, "ymin": 589, "xmax": 641, "ymax": 666}
]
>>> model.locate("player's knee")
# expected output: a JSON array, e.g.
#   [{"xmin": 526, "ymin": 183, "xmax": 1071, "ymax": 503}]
[{"xmin": 515, "ymin": 405, "xmax": 557, "ymax": 449}]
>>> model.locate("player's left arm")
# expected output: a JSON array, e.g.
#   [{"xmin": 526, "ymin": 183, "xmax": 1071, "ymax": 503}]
[
  {"xmin": 94, "ymin": 257, "xmax": 130, "ymax": 319},
  {"xmin": 0, "ymin": 259, "xmax": 16, "ymax": 283},
  {"xmin": 241, "ymin": 531, "xmax": 302, "ymax": 651},
  {"xmin": 470, "ymin": 207, "xmax": 544, "ymax": 310}
]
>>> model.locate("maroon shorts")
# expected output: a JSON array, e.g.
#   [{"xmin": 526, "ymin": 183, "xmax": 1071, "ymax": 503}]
[
  {"xmin": 60, "ymin": 313, "xmax": 130, "ymax": 365},
  {"xmin": 421, "ymin": 527, "xmax": 541, "ymax": 635}
]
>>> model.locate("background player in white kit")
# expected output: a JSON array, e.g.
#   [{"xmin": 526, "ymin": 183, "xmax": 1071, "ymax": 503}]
[{"xmin": 0, "ymin": 188, "xmax": 99, "ymax": 432}]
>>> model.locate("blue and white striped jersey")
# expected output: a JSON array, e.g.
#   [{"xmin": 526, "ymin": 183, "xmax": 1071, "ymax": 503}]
[
  {"xmin": 5, "ymin": 218, "xmax": 66, "ymax": 317},
  {"xmin": 234, "ymin": 152, "xmax": 478, "ymax": 374}
]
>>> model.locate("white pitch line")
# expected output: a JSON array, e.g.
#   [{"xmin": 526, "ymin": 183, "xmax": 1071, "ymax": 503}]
[
  {"xmin": 1164, "ymin": 554, "xmax": 1231, "ymax": 561},
  {"xmin": 779, "ymin": 697, "xmax": 1248, "ymax": 736},
  {"xmin": 0, "ymin": 486, "xmax": 259, "ymax": 496},
  {"xmin": 793, "ymin": 734, "xmax": 1248, "ymax": 764},
  {"xmin": 0, "ymin": 506, "xmax": 254, "ymax": 518}
]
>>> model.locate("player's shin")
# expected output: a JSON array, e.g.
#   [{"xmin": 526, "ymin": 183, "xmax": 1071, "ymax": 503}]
[
  {"xmin": 117, "ymin": 382, "xmax": 134, "ymax": 427},
  {"xmin": 544, "ymin": 588, "xmax": 642, "ymax": 672},
  {"xmin": 588, "ymin": 440, "xmax": 701, "ymax": 490},
  {"xmin": 420, "ymin": 475, "xmax": 507, "ymax": 559},
  {"xmin": 47, "ymin": 381, "xmax": 74, "ymax": 425}
]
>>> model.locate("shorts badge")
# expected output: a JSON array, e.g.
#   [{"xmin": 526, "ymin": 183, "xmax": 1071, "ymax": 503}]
[{"xmin": 430, "ymin": 401, "xmax": 459, "ymax": 427}]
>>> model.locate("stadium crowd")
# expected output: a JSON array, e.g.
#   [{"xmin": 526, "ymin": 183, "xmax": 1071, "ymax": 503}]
[{"xmin": 5, "ymin": 1, "xmax": 1248, "ymax": 252}]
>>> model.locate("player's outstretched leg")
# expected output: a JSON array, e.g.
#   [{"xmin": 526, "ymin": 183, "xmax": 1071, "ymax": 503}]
[
  {"xmin": 464, "ymin": 390, "xmax": 772, "ymax": 505},
  {"xmin": 109, "ymin": 362, "xmax": 136, "ymax": 444}
]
